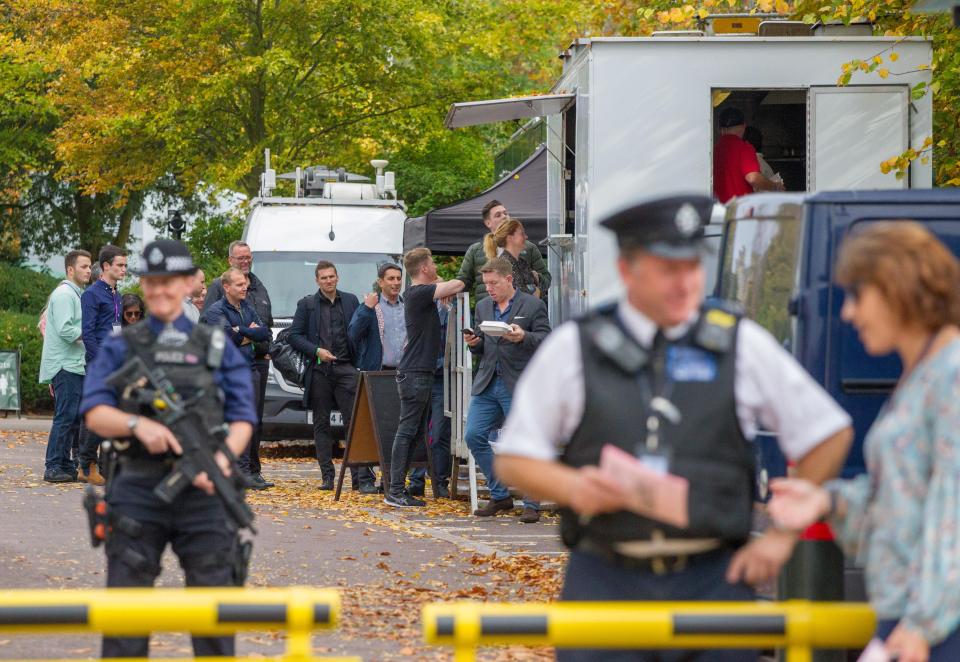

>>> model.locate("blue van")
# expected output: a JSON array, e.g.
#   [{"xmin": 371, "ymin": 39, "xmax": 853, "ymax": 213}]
[{"xmin": 717, "ymin": 189, "xmax": 960, "ymax": 489}]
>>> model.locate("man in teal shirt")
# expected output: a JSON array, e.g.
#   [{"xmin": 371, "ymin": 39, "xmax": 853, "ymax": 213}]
[{"xmin": 40, "ymin": 249, "xmax": 92, "ymax": 482}]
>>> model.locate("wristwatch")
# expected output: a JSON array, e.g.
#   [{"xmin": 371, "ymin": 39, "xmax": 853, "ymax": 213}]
[{"xmin": 127, "ymin": 415, "xmax": 140, "ymax": 434}]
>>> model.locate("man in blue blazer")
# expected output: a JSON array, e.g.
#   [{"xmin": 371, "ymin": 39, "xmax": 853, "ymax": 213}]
[
  {"xmin": 348, "ymin": 263, "xmax": 405, "ymax": 371},
  {"xmin": 464, "ymin": 257, "xmax": 551, "ymax": 522},
  {"xmin": 288, "ymin": 260, "xmax": 375, "ymax": 492}
]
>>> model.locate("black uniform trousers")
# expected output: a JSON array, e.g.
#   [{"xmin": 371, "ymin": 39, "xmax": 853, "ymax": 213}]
[
  {"xmin": 239, "ymin": 359, "xmax": 268, "ymax": 476},
  {"xmin": 557, "ymin": 549, "xmax": 758, "ymax": 662},
  {"xmin": 102, "ymin": 465, "xmax": 239, "ymax": 658},
  {"xmin": 310, "ymin": 364, "xmax": 374, "ymax": 487}
]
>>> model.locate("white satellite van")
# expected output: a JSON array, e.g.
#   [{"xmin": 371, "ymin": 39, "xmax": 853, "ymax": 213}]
[{"xmin": 245, "ymin": 152, "xmax": 406, "ymax": 439}]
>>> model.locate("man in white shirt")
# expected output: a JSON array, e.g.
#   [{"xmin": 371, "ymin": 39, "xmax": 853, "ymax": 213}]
[{"xmin": 494, "ymin": 193, "xmax": 853, "ymax": 662}]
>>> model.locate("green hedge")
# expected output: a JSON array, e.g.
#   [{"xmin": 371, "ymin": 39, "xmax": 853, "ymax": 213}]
[
  {"xmin": 0, "ymin": 309, "xmax": 51, "ymax": 411},
  {"xmin": 0, "ymin": 263, "xmax": 60, "ymax": 315}
]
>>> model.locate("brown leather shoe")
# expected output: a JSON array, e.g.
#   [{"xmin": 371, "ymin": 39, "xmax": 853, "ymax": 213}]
[
  {"xmin": 85, "ymin": 463, "xmax": 106, "ymax": 487},
  {"xmin": 474, "ymin": 497, "xmax": 514, "ymax": 517},
  {"xmin": 519, "ymin": 506, "xmax": 540, "ymax": 524}
]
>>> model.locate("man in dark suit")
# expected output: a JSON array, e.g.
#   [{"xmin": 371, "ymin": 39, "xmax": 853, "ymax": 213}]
[
  {"xmin": 288, "ymin": 260, "xmax": 375, "ymax": 493},
  {"xmin": 463, "ymin": 257, "xmax": 551, "ymax": 522}
]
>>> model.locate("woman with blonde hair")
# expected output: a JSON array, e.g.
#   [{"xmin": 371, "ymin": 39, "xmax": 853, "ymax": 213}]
[
  {"xmin": 769, "ymin": 222, "xmax": 960, "ymax": 662},
  {"xmin": 483, "ymin": 218, "xmax": 542, "ymax": 298}
]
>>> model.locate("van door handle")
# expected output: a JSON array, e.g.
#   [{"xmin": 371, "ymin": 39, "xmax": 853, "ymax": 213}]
[
  {"xmin": 841, "ymin": 378, "xmax": 897, "ymax": 394},
  {"xmin": 787, "ymin": 295, "xmax": 801, "ymax": 317}
]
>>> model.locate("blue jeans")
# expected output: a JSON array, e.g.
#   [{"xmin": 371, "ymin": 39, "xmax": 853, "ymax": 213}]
[
  {"xmin": 877, "ymin": 620, "xmax": 960, "ymax": 661},
  {"xmin": 45, "ymin": 369, "xmax": 83, "ymax": 474},
  {"xmin": 409, "ymin": 376, "xmax": 452, "ymax": 489},
  {"xmin": 465, "ymin": 377, "xmax": 538, "ymax": 510},
  {"xmin": 389, "ymin": 371, "xmax": 434, "ymax": 498}
]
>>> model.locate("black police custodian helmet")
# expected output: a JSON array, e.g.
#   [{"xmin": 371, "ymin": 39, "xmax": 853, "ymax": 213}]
[
  {"xmin": 599, "ymin": 194, "xmax": 715, "ymax": 260},
  {"xmin": 136, "ymin": 239, "xmax": 199, "ymax": 277}
]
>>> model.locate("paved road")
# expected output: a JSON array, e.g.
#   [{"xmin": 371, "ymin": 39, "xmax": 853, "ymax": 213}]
[{"xmin": 0, "ymin": 419, "xmax": 563, "ymax": 660}]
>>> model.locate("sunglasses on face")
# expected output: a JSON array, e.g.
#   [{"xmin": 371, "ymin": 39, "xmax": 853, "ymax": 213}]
[{"xmin": 124, "ymin": 309, "xmax": 142, "ymax": 320}]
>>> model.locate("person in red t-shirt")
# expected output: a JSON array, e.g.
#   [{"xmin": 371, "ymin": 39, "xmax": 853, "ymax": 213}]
[{"xmin": 713, "ymin": 107, "xmax": 784, "ymax": 203}]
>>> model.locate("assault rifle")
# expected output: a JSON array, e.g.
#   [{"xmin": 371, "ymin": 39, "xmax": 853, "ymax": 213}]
[{"xmin": 106, "ymin": 355, "xmax": 256, "ymax": 533}]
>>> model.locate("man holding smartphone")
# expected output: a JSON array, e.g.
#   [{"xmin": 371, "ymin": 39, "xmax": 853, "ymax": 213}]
[{"xmin": 464, "ymin": 258, "xmax": 550, "ymax": 522}]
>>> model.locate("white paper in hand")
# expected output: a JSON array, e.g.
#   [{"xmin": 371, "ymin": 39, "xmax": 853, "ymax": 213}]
[
  {"xmin": 856, "ymin": 639, "xmax": 892, "ymax": 662},
  {"xmin": 599, "ymin": 444, "xmax": 689, "ymax": 528}
]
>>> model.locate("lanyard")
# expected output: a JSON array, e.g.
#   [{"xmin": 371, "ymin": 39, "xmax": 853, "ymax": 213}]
[{"xmin": 614, "ymin": 311, "xmax": 681, "ymax": 454}]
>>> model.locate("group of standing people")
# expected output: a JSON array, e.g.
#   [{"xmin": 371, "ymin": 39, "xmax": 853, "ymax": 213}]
[
  {"xmin": 35, "ymin": 183, "xmax": 960, "ymax": 661},
  {"xmin": 40, "ymin": 245, "xmax": 130, "ymax": 485}
]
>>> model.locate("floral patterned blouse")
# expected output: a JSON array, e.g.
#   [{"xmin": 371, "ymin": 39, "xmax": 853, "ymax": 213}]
[{"xmin": 828, "ymin": 338, "xmax": 960, "ymax": 645}]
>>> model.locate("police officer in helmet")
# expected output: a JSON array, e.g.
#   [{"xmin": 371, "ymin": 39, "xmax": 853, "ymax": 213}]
[
  {"xmin": 494, "ymin": 194, "xmax": 854, "ymax": 661},
  {"xmin": 80, "ymin": 239, "xmax": 256, "ymax": 658}
]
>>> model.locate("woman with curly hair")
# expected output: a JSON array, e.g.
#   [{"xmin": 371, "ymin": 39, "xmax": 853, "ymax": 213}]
[{"xmin": 769, "ymin": 222, "xmax": 960, "ymax": 662}]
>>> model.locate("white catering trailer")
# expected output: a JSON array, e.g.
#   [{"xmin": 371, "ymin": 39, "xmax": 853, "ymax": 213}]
[
  {"xmin": 246, "ymin": 153, "xmax": 406, "ymax": 438},
  {"xmin": 446, "ymin": 31, "xmax": 933, "ymax": 326}
]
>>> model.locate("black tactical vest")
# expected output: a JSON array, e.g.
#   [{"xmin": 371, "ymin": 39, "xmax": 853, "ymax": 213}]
[
  {"xmin": 117, "ymin": 321, "xmax": 227, "ymax": 458},
  {"xmin": 559, "ymin": 303, "xmax": 755, "ymax": 548}
]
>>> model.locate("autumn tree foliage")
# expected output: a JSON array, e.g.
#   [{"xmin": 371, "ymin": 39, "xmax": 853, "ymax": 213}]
[{"xmin": 0, "ymin": 0, "xmax": 958, "ymax": 260}]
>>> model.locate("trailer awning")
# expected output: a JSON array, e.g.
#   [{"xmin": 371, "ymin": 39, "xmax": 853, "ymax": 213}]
[
  {"xmin": 444, "ymin": 93, "xmax": 574, "ymax": 129},
  {"xmin": 417, "ymin": 145, "xmax": 547, "ymax": 255}
]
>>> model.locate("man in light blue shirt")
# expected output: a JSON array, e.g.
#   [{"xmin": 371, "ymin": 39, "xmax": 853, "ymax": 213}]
[{"xmin": 39, "ymin": 249, "xmax": 92, "ymax": 482}]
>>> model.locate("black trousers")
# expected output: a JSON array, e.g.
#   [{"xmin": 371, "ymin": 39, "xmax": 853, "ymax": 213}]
[
  {"xmin": 557, "ymin": 549, "xmax": 758, "ymax": 662},
  {"xmin": 78, "ymin": 423, "xmax": 102, "ymax": 472},
  {"xmin": 239, "ymin": 360, "xmax": 267, "ymax": 475},
  {"xmin": 102, "ymin": 466, "xmax": 239, "ymax": 658},
  {"xmin": 387, "ymin": 371, "xmax": 433, "ymax": 498},
  {"xmin": 310, "ymin": 365, "xmax": 374, "ymax": 486}
]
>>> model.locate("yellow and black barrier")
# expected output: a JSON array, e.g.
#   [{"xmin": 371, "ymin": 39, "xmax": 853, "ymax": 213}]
[
  {"xmin": 423, "ymin": 600, "xmax": 877, "ymax": 662},
  {"xmin": 0, "ymin": 587, "xmax": 358, "ymax": 661}
]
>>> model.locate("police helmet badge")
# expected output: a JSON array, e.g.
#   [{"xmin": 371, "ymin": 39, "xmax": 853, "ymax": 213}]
[
  {"xmin": 148, "ymin": 246, "xmax": 165, "ymax": 266},
  {"xmin": 674, "ymin": 203, "xmax": 701, "ymax": 237}
]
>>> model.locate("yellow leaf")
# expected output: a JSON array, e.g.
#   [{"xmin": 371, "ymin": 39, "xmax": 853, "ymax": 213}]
[
  {"xmin": 889, "ymin": 52, "xmax": 899, "ymax": 62},
  {"xmin": 758, "ymin": 0, "xmax": 774, "ymax": 11},
  {"xmin": 938, "ymin": 139, "xmax": 947, "ymax": 147},
  {"xmin": 872, "ymin": 55, "xmax": 882, "ymax": 65},
  {"xmin": 698, "ymin": 7, "xmax": 710, "ymax": 18},
  {"xmin": 669, "ymin": 6, "xmax": 685, "ymax": 22},
  {"xmin": 877, "ymin": 68, "xmax": 889, "ymax": 79},
  {"xmin": 880, "ymin": 161, "xmax": 891, "ymax": 175},
  {"xmin": 775, "ymin": 0, "xmax": 790, "ymax": 13}
]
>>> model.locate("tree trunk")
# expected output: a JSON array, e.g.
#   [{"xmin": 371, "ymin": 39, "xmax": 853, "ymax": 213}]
[
  {"xmin": 113, "ymin": 189, "xmax": 144, "ymax": 249},
  {"xmin": 76, "ymin": 192, "xmax": 97, "ymax": 256}
]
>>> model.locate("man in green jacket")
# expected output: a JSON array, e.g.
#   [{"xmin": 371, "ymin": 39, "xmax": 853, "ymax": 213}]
[
  {"xmin": 456, "ymin": 199, "xmax": 551, "ymax": 303},
  {"xmin": 39, "ymin": 249, "xmax": 92, "ymax": 482}
]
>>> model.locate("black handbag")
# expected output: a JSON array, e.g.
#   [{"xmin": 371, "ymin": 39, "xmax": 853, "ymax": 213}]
[{"xmin": 269, "ymin": 326, "xmax": 308, "ymax": 387}]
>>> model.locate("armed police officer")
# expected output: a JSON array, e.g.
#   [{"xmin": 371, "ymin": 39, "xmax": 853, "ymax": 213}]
[
  {"xmin": 80, "ymin": 239, "xmax": 256, "ymax": 659},
  {"xmin": 494, "ymin": 194, "xmax": 854, "ymax": 662}
]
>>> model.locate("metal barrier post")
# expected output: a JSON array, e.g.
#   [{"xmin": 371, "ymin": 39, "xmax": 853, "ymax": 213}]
[
  {"xmin": 423, "ymin": 600, "xmax": 876, "ymax": 659},
  {"xmin": 0, "ymin": 587, "xmax": 350, "ymax": 662}
]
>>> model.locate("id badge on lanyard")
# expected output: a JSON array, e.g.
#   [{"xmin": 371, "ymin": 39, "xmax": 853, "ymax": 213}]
[{"xmin": 112, "ymin": 290, "xmax": 121, "ymax": 334}]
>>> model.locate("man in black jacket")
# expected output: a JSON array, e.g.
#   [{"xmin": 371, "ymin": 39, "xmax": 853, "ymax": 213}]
[
  {"xmin": 288, "ymin": 260, "xmax": 375, "ymax": 492},
  {"xmin": 203, "ymin": 240, "xmax": 274, "ymax": 488}
]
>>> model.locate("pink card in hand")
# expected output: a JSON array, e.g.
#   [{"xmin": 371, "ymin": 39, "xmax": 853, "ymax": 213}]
[{"xmin": 599, "ymin": 444, "xmax": 690, "ymax": 528}]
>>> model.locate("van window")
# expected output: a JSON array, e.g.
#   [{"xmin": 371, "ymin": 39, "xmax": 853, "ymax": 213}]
[
  {"xmin": 253, "ymin": 252, "xmax": 401, "ymax": 318},
  {"xmin": 717, "ymin": 217, "xmax": 803, "ymax": 347}
]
